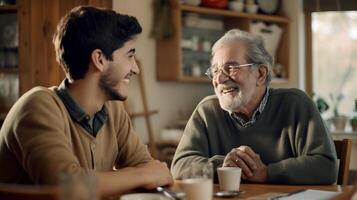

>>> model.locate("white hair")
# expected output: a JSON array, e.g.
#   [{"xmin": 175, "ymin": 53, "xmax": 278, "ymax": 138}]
[{"xmin": 212, "ymin": 29, "xmax": 273, "ymax": 86}]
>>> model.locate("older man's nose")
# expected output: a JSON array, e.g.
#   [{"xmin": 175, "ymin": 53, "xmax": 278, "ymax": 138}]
[{"xmin": 216, "ymin": 69, "xmax": 230, "ymax": 83}]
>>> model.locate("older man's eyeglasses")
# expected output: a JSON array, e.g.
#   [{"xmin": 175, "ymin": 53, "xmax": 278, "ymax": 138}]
[{"xmin": 205, "ymin": 63, "xmax": 256, "ymax": 80}]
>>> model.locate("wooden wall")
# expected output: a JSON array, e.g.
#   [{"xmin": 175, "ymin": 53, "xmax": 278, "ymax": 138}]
[{"xmin": 18, "ymin": 0, "xmax": 112, "ymax": 94}]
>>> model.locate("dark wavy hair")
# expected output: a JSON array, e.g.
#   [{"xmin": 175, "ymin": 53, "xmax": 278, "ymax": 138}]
[{"xmin": 53, "ymin": 6, "xmax": 142, "ymax": 80}]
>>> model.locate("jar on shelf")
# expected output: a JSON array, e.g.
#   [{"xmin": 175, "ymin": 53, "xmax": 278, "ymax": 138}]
[{"xmin": 192, "ymin": 62, "xmax": 201, "ymax": 77}]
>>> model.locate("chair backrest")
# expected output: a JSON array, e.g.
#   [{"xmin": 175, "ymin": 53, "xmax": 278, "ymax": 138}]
[
  {"xmin": 0, "ymin": 183, "xmax": 59, "ymax": 200},
  {"xmin": 334, "ymin": 139, "xmax": 352, "ymax": 185}
]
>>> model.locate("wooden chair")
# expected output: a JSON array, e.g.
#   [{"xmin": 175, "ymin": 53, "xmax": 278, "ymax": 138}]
[
  {"xmin": 0, "ymin": 183, "xmax": 59, "ymax": 200},
  {"xmin": 334, "ymin": 139, "xmax": 352, "ymax": 185}
]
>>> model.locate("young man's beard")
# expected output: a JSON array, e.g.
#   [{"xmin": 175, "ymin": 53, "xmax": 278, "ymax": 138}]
[{"xmin": 99, "ymin": 73, "xmax": 127, "ymax": 101}]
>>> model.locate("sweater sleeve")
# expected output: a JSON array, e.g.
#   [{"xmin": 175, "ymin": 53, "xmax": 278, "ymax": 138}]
[
  {"xmin": 113, "ymin": 103, "xmax": 153, "ymax": 168},
  {"xmin": 171, "ymin": 104, "xmax": 224, "ymax": 182},
  {"xmin": 267, "ymin": 92, "xmax": 338, "ymax": 184},
  {"xmin": 6, "ymin": 89, "xmax": 88, "ymax": 184}
]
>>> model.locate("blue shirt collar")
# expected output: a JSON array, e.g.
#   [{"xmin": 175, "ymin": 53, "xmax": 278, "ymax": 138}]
[{"xmin": 230, "ymin": 87, "xmax": 270, "ymax": 127}]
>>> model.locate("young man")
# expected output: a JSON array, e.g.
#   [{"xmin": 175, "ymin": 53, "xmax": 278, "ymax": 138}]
[
  {"xmin": 171, "ymin": 29, "xmax": 338, "ymax": 184},
  {"xmin": 0, "ymin": 6, "xmax": 173, "ymax": 197}
]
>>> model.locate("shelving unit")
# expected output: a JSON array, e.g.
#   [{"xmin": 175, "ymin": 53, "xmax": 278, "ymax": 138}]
[
  {"xmin": 156, "ymin": 1, "xmax": 290, "ymax": 84},
  {"xmin": 0, "ymin": 68, "xmax": 18, "ymax": 74},
  {"xmin": 0, "ymin": 0, "xmax": 113, "ymax": 122},
  {"xmin": 0, "ymin": 4, "xmax": 18, "ymax": 12},
  {"xmin": 180, "ymin": 4, "xmax": 289, "ymax": 22},
  {"xmin": 0, "ymin": 3, "xmax": 19, "ymax": 115}
]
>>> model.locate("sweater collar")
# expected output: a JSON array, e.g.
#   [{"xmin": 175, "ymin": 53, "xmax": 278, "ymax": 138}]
[
  {"xmin": 55, "ymin": 79, "xmax": 108, "ymax": 136},
  {"xmin": 230, "ymin": 87, "xmax": 270, "ymax": 127}
]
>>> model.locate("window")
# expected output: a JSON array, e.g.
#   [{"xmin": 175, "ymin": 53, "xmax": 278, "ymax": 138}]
[{"xmin": 311, "ymin": 11, "xmax": 357, "ymax": 119}]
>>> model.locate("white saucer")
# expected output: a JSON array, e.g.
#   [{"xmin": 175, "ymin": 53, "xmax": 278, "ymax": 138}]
[
  {"xmin": 120, "ymin": 193, "xmax": 167, "ymax": 200},
  {"xmin": 214, "ymin": 190, "xmax": 244, "ymax": 197}
]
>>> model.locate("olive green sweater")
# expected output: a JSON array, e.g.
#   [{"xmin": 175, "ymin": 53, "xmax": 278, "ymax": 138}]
[
  {"xmin": 0, "ymin": 86, "xmax": 152, "ymax": 184},
  {"xmin": 171, "ymin": 88, "xmax": 337, "ymax": 184}
]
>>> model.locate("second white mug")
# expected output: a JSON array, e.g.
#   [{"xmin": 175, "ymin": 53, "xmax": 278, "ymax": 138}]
[{"xmin": 217, "ymin": 167, "xmax": 242, "ymax": 191}]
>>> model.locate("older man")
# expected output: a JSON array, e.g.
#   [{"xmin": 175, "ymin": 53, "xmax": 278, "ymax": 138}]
[
  {"xmin": 171, "ymin": 29, "xmax": 337, "ymax": 184},
  {"xmin": 0, "ymin": 6, "xmax": 172, "ymax": 197}
]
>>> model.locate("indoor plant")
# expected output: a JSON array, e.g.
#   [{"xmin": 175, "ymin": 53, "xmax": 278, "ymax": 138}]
[
  {"xmin": 329, "ymin": 93, "xmax": 348, "ymax": 131},
  {"xmin": 351, "ymin": 117, "xmax": 357, "ymax": 132},
  {"xmin": 314, "ymin": 95, "xmax": 329, "ymax": 114},
  {"xmin": 350, "ymin": 99, "xmax": 357, "ymax": 132}
]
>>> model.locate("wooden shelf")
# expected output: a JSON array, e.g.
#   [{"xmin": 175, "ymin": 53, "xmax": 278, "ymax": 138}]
[
  {"xmin": 180, "ymin": 4, "xmax": 289, "ymax": 23},
  {"xmin": 157, "ymin": 0, "xmax": 290, "ymax": 84},
  {"xmin": 0, "ymin": 68, "xmax": 18, "ymax": 74},
  {"xmin": 0, "ymin": 4, "xmax": 18, "ymax": 13}
]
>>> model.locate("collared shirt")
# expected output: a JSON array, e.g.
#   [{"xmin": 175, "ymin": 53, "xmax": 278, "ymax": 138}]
[
  {"xmin": 56, "ymin": 79, "xmax": 108, "ymax": 137},
  {"xmin": 230, "ymin": 87, "xmax": 270, "ymax": 128}
]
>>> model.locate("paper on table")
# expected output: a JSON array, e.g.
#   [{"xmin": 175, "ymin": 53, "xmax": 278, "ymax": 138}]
[
  {"xmin": 247, "ymin": 192, "xmax": 284, "ymax": 200},
  {"xmin": 273, "ymin": 189, "xmax": 340, "ymax": 200}
]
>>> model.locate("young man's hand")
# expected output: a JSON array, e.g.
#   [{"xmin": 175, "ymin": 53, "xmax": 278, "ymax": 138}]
[{"xmin": 137, "ymin": 160, "xmax": 174, "ymax": 189}]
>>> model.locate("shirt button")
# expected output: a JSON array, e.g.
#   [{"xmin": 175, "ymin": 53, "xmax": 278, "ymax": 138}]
[
  {"xmin": 91, "ymin": 142, "xmax": 95, "ymax": 150},
  {"xmin": 86, "ymin": 115, "xmax": 90, "ymax": 120}
]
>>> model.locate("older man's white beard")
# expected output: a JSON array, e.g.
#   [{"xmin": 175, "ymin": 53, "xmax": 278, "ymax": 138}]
[
  {"xmin": 215, "ymin": 82, "xmax": 243, "ymax": 112},
  {"xmin": 217, "ymin": 92, "xmax": 243, "ymax": 112}
]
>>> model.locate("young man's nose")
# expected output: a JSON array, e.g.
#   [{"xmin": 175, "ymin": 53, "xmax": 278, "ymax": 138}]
[{"xmin": 131, "ymin": 60, "xmax": 140, "ymax": 74}]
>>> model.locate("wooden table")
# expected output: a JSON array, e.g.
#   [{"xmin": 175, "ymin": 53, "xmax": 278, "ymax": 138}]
[
  {"xmin": 226, "ymin": 184, "xmax": 349, "ymax": 199},
  {"xmin": 169, "ymin": 183, "xmax": 356, "ymax": 200},
  {"xmin": 118, "ymin": 183, "xmax": 356, "ymax": 200}
]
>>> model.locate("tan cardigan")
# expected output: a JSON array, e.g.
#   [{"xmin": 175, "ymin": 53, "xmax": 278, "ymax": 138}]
[{"xmin": 0, "ymin": 86, "xmax": 152, "ymax": 184}]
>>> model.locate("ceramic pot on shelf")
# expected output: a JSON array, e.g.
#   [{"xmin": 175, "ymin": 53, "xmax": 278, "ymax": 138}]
[
  {"xmin": 228, "ymin": 1, "xmax": 244, "ymax": 12},
  {"xmin": 331, "ymin": 116, "xmax": 348, "ymax": 131},
  {"xmin": 201, "ymin": 0, "xmax": 228, "ymax": 9}
]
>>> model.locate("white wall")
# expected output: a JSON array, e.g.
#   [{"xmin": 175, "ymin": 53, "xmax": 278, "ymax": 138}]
[
  {"xmin": 114, "ymin": 0, "xmax": 213, "ymax": 143},
  {"xmin": 113, "ymin": 0, "xmax": 305, "ymax": 142}
]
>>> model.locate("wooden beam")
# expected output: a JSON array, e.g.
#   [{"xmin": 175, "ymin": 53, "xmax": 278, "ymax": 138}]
[{"xmin": 304, "ymin": 13, "xmax": 313, "ymax": 96}]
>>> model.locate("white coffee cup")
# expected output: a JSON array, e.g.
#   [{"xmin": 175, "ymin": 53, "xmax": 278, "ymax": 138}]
[
  {"xmin": 179, "ymin": 162, "xmax": 213, "ymax": 200},
  {"xmin": 180, "ymin": 178, "xmax": 213, "ymax": 200},
  {"xmin": 217, "ymin": 167, "xmax": 242, "ymax": 191},
  {"xmin": 59, "ymin": 172, "xmax": 97, "ymax": 200}
]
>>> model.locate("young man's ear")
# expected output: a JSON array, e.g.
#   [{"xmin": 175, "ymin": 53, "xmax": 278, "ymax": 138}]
[
  {"xmin": 91, "ymin": 49, "xmax": 106, "ymax": 71},
  {"xmin": 256, "ymin": 64, "xmax": 268, "ymax": 86}
]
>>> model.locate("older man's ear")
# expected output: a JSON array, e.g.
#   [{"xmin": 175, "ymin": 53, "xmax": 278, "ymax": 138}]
[{"xmin": 256, "ymin": 64, "xmax": 268, "ymax": 86}]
